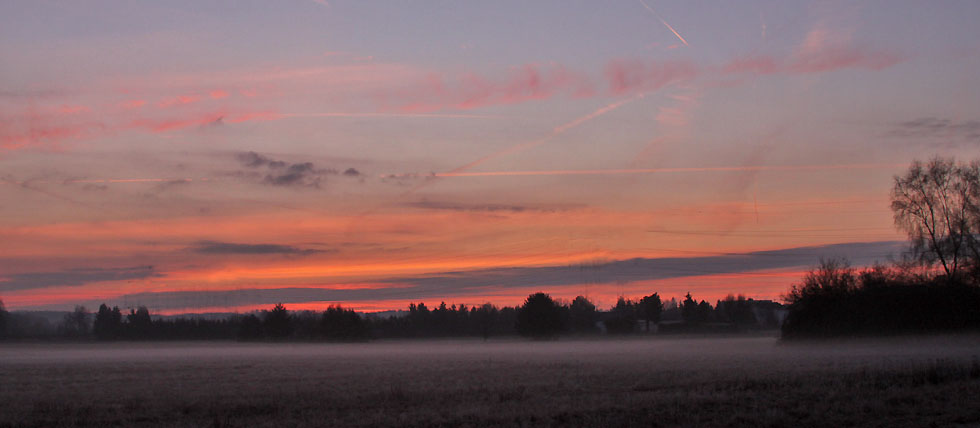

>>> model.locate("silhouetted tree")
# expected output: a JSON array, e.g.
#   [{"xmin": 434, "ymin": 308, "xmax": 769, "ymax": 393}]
[
  {"xmin": 237, "ymin": 314, "xmax": 264, "ymax": 340},
  {"xmin": 0, "ymin": 299, "xmax": 7, "ymax": 340},
  {"xmin": 891, "ymin": 157, "xmax": 980, "ymax": 281},
  {"xmin": 263, "ymin": 303, "xmax": 292, "ymax": 339},
  {"xmin": 681, "ymin": 293, "xmax": 698, "ymax": 323},
  {"xmin": 408, "ymin": 302, "xmax": 431, "ymax": 336},
  {"xmin": 568, "ymin": 296, "xmax": 599, "ymax": 334},
  {"xmin": 320, "ymin": 305, "xmax": 369, "ymax": 341},
  {"xmin": 782, "ymin": 258, "xmax": 859, "ymax": 338},
  {"xmin": 696, "ymin": 300, "xmax": 712, "ymax": 323},
  {"xmin": 126, "ymin": 306, "xmax": 152, "ymax": 339},
  {"xmin": 639, "ymin": 293, "xmax": 663, "ymax": 331},
  {"xmin": 717, "ymin": 294, "xmax": 756, "ymax": 327},
  {"xmin": 605, "ymin": 297, "xmax": 637, "ymax": 334},
  {"xmin": 471, "ymin": 303, "xmax": 499, "ymax": 340},
  {"xmin": 93, "ymin": 304, "xmax": 123, "ymax": 340},
  {"xmin": 61, "ymin": 306, "xmax": 91, "ymax": 339},
  {"xmin": 516, "ymin": 292, "xmax": 565, "ymax": 339}
]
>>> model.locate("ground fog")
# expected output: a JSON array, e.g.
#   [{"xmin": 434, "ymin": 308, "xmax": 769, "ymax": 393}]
[{"xmin": 2, "ymin": 335, "xmax": 979, "ymax": 427}]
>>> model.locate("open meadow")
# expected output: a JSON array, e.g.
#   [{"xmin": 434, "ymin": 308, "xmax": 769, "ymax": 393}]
[{"xmin": 2, "ymin": 335, "xmax": 980, "ymax": 427}]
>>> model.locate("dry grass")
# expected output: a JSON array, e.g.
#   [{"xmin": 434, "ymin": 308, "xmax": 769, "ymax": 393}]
[{"xmin": 2, "ymin": 335, "xmax": 980, "ymax": 427}]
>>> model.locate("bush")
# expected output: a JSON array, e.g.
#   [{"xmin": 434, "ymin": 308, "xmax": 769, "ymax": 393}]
[{"xmin": 782, "ymin": 259, "xmax": 980, "ymax": 339}]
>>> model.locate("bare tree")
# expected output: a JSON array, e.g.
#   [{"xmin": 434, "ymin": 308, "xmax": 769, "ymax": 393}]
[
  {"xmin": 60, "ymin": 306, "xmax": 91, "ymax": 339},
  {"xmin": 890, "ymin": 157, "xmax": 979, "ymax": 280}
]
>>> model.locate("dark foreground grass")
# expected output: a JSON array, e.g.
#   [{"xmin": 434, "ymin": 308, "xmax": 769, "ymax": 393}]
[{"xmin": 2, "ymin": 335, "xmax": 980, "ymax": 427}]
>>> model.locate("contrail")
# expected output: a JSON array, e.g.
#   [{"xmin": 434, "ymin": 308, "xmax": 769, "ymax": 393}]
[
  {"xmin": 441, "ymin": 93, "xmax": 647, "ymax": 177},
  {"xmin": 0, "ymin": 176, "xmax": 96, "ymax": 208},
  {"xmin": 434, "ymin": 163, "xmax": 906, "ymax": 177},
  {"xmin": 344, "ymin": 94, "xmax": 648, "ymax": 232},
  {"xmin": 638, "ymin": 0, "xmax": 689, "ymax": 47}
]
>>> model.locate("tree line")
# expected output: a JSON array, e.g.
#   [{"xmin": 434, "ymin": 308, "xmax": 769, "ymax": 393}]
[
  {"xmin": 0, "ymin": 291, "xmax": 785, "ymax": 342},
  {"xmin": 782, "ymin": 157, "xmax": 980, "ymax": 339}
]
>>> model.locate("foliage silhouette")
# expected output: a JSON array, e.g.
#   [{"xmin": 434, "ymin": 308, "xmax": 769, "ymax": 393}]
[
  {"xmin": 605, "ymin": 297, "xmax": 638, "ymax": 334},
  {"xmin": 568, "ymin": 296, "xmax": 599, "ymax": 334},
  {"xmin": 320, "ymin": 305, "xmax": 370, "ymax": 341},
  {"xmin": 237, "ymin": 314, "xmax": 264, "ymax": 341},
  {"xmin": 782, "ymin": 259, "xmax": 980, "ymax": 339},
  {"xmin": 60, "ymin": 306, "xmax": 91, "ymax": 339},
  {"xmin": 0, "ymin": 299, "xmax": 7, "ymax": 339},
  {"xmin": 263, "ymin": 303, "xmax": 292, "ymax": 340},
  {"xmin": 93, "ymin": 304, "xmax": 122, "ymax": 340},
  {"xmin": 516, "ymin": 292, "xmax": 566, "ymax": 339},
  {"xmin": 639, "ymin": 293, "xmax": 663, "ymax": 331}
]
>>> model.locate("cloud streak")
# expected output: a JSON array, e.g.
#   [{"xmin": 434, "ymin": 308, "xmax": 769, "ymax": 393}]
[
  {"xmin": 0, "ymin": 266, "xmax": 159, "ymax": 292},
  {"xmin": 888, "ymin": 117, "xmax": 980, "ymax": 144},
  {"xmin": 192, "ymin": 241, "xmax": 324, "ymax": 256},
  {"xmin": 29, "ymin": 241, "xmax": 903, "ymax": 311},
  {"xmin": 234, "ymin": 151, "xmax": 363, "ymax": 188}
]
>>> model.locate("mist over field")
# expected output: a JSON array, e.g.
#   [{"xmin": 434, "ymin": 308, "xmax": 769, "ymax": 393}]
[{"xmin": 3, "ymin": 336, "xmax": 980, "ymax": 427}]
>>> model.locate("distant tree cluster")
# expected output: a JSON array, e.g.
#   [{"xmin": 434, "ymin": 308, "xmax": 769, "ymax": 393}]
[
  {"xmin": 782, "ymin": 157, "xmax": 980, "ymax": 339},
  {"xmin": 0, "ymin": 291, "xmax": 785, "ymax": 342},
  {"xmin": 371, "ymin": 301, "xmax": 518, "ymax": 339}
]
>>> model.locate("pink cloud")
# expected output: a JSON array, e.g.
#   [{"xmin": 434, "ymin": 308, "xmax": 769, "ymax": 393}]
[
  {"xmin": 120, "ymin": 99, "xmax": 147, "ymax": 109},
  {"xmin": 225, "ymin": 111, "xmax": 280, "ymax": 123},
  {"xmin": 130, "ymin": 113, "xmax": 223, "ymax": 132},
  {"xmin": 604, "ymin": 59, "xmax": 699, "ymax": 96},
  {"xmin": 129, "ymin": 110, "xmax": 279, "ymax": 133},
  {"xmin": 209, "ymin": 90, "xmax": 229, "ymax": 99},
  {"xmin": 722, "ymin": 22, "xmax": 903, "ymax": 77},
  {"xmin": 722, "ymin": 56, "xmax": 780, "ymax": 75},
  {"xmin": 58, "ymin": 105, "xmax": 90, "ymax": 115},
  {"xmin": 157, "ymin": 94, "xmax": 202, "ymax": 108},
  {"xmin": 785, "ymin": 47, "xmax": 903, "ymax": 73},
  {"xmin": 1, "ymin": 124, "xmax": 86, "ymax": 150},
  {"xmin": 389, "ymin": 64, "xmax": 595, "ymax": 113},
  {"xmin": 722, "ymin": 48, "xmax": 903, "ymax": 76},
  {"xmin": 0, "ymin": 114, "xmax": 102, "ymax": 151},
  {"xmin": 0, "ymin": 107, "xmax": 105, "ymax": 151}
]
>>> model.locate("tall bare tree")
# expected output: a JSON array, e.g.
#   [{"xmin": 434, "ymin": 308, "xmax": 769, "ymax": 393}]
[{"xmin": 891, "ymin": 157, "xmax": 980, "ymax": 280}]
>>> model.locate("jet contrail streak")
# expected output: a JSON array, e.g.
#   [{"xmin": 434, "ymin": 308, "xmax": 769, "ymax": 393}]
[
  {"xmin": 638, "ymin": 0, "xmax": 690, "ymax": 47},
  {"xmin": 344, "ymin": 93, "xmax": 648, "ymax": 231},
  {"xmin": 434, "ymin": 163, "xmax": 906, "ymax": 177},
  {"xmin": 0, "ymin": 177, "xmax": 95, "ymax": 207},
  {"xmin": 441, "ymin": 93, "xmax": 646, "ymax": 176}
]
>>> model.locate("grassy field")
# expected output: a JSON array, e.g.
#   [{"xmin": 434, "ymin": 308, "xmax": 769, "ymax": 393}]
[{"xmin": 2, "ymin": 335, "xmax": 980, "ymax": 427}]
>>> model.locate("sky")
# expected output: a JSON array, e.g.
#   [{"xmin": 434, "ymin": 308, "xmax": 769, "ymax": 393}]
[{"xmin": 2, "ymin": 0, "xmax": 979, "ymax": 313}]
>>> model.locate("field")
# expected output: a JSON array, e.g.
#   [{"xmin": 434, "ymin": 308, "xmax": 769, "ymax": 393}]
[{"xmin": 2, "ymin": 335, "xmax": 980, "ymax": 427}]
